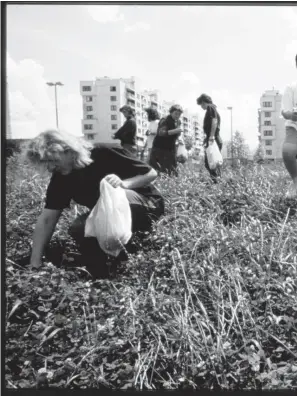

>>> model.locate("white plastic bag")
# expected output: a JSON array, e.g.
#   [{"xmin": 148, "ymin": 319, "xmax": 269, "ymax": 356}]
[
  {"xmin": 176, "ymin": 143, "xmax": 188, "ymax": 163},
  {"xmin": 206, "ymin": 141, "xmax": 223, "ymax": 170},
  {"xmin": 84, "ymin": 178, "xmax": 132, "ymax": 257}
]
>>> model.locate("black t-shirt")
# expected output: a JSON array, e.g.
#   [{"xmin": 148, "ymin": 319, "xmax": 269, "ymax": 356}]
[
  {"xmin": 203, "ymin": 104, "xmax": 221, "ymax": 138},
  {"xmin": 114, "ymin": 118, "xmax": 137, "ymax": 146},
  {"xmin": 45, "ymin": 144, "xmax": 162, "ymax": 211},
  {"xmin": 152, "ymin": 115, "xmax": 179, "ymax": 151}
]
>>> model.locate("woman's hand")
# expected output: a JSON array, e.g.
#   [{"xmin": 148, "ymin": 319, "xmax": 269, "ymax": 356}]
[{"xmin": 104, "ymin": 174, "xmax": 124, "ymax": 188}]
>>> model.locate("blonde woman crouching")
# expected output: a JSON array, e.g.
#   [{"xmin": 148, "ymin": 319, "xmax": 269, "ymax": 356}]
[{"xmin": 26, "ymin": 129, "xmax": 164, "ymax": 278}]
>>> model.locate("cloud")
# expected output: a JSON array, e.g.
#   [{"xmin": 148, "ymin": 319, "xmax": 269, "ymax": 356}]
[
  {"xmin": 86, "ymin": 5, "xmax": 124, "ymax": 23},
  {"xmin": 180, "ymin": 72, "xmax": 200, "ymax": 85},
  {"xmin": 281, "ymin": 7, "xmax": 297, "ymax": 31},
  {"xmin": 124, "ymin": 22, "xmax": 150, "ymax": 33},
  {"xmin": 284, "ymin": 39, "xmax": 297, "ymax": 63},
  {"xmin": 7, "ymin": 53, "xmax": 82, "ymax": 139}
]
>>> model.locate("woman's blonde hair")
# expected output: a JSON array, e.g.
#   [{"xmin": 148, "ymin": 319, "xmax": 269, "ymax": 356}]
[{"xmin": 26, "ymin": 129, "xmax": 94, "ymax": 169}]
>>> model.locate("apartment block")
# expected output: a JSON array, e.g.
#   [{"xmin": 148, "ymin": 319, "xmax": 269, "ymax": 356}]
[
  {"xmin": 258, "ymin": 89, "xmax": 285, "ymax": 160},
  {"xmin": 80, "ymin": 76, "xmax": 203, "ymax": 150}
]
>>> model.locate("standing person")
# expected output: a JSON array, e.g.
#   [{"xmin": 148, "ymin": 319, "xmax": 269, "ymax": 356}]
[
  {"xmin": 281, "ymin": 54, "xmax": 297, "ymax": 198},
  {"xmin": 26, "ymin": 129, "xmax": 165, "ymax": 278},
  {"xmin": 144, "ymin": 107, "xmax": 160, "ymax": 162},
  {"xmin": 112, "ymin": 105, "xmax": 137, "ymax": 157},
  {"xmin": 197, "ymin": 94, "xmax": 223, "ymax": 183},
  {"xmin": 149, "ymin": 104, "xmax": 183, "ymax": 176}
]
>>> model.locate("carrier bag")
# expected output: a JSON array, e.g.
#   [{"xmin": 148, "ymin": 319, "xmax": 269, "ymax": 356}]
[
  {"xmin": 85, "ymin": 178, "xmax": 132, "ymax": 257},
  {"xmin": 206, "ymin": 141, "xmax": 223, "ymax": 170},
  {"xmin": 176, "ymin": 143, "xmax": 188, "ymax": 163}
]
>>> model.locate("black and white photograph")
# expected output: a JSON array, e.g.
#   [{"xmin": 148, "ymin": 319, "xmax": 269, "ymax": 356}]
[{"xmin": 4, "ymin": 1, "xmax": 297, "ymax": 391}]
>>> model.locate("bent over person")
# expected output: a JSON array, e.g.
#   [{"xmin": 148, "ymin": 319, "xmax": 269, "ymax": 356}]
[
  {"xmin": 112, "ymin": 105, "xmax": 137, "ymax": 157},
  {"xmin": 197, "ymin": 94, "xmax": 223, "ymax": 183},
  {"xmin": 281, "ymin": 54, "xmax": 297, "ymax": 198},
  {"xmin": 26, "ymin": 130, "xmax": 165, "ymax": 278},
  {"xmin": 149, "ymin": 104, "xmax": 184, "ymax": 176}
]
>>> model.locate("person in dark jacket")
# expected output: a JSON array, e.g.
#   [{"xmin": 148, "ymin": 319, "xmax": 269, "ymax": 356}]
[
  {"xmin": 197, "ymin": 94, "xmax": 223, "ymax": 183},
  {"xmin": 112, "ymin": 105, "xmax": 137, "ymax": 157},
  {"xmin": 26, "ymin": 129, "xmax": 165, "ymax": 278},
  {"xmin": 149, "ymin": 104, "xmax": 183, "ymax": 176}
]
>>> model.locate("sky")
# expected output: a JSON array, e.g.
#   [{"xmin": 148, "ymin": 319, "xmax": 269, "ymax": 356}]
[{"xmin": 6, "ymin": 3, "xmax": 297, "ymax": 151}]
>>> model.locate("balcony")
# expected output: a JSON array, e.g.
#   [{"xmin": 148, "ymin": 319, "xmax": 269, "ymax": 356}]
[
  {"xmin": 126, "ymin": 85, "xmax": 135, "ymax": 93},
  {"xmin": 127, "ymin": 100, "xmax": 135, "ymax": 108},
  {"xmin": 126, "ymin": 92, "xmax": 135, "ymax": 100}
]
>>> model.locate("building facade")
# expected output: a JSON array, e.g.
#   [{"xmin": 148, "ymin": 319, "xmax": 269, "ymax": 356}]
[
  {"xmin": 258, "ymin": 89, "xmax": 285, "ymax": 160},
  {"xmin": 80, "ymin": 76, "xmax": 203, "ymax": 151}
]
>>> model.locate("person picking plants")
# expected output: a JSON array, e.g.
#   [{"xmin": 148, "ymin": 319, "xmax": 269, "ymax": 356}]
[
  {"xmin": 281, "ymin": 54, "xmax": 297, "ymax": 198},
  {"xmin": 25, "ymin": 129, "xmax": 165, "ymax": 278},
  {"xmin": 197, "ymin": 93, "xmax": 223, "ymax": 183},
  {"xmin": 112, "ymin": 105, "xmax": 137, "ymax": 157},
  {"xmin": 149, "ymin": 104, "xmax": 184, "ymax": 176}
]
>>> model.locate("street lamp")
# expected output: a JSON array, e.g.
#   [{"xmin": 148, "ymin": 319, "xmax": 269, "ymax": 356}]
[
  {"xmin": 227, "ymin": 106, "xmax": 233, "ymax": 166},
  {"xmin": 46, "ymin": 81, "xmax": 64, "ymax": 129}
]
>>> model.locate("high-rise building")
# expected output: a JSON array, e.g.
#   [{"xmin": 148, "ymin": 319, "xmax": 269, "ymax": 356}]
[
  {"xmin": 258, "ymin": 89, "xmax": 285, "ymax": 160},
  {"xmin": 80, "ymin": 76, "xmax": 203, "ymax": 150}
]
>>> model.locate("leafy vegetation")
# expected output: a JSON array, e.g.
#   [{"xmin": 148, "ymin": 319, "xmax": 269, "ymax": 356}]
[{"xmin": 5, "ymin": 154, "xmax": 297, "ymax": 390}]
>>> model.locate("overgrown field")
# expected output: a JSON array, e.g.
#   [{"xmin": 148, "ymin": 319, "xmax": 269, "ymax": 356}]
[{"xmin": 5, "ymin": 154, "xmax": 297, "ymax": 390}]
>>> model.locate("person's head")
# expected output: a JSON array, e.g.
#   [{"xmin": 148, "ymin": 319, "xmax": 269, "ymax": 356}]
[
  {"xmin": 169, "ymin": 104, "xmax": 183, "ymax": 121},
  {"xmin": 144, "ymin": 107, "xmax": 160, "ymax": 122},
  {"xmin": 120, "ymin": 105, "xmax": 135, "ymax": 119},
  {"xmin": 26, "ymin": 129, "xmax": 93, "ymax": 175},
  {"xmin": 196, "ymin": 93, "xmax": 213, "ymax": 110}
]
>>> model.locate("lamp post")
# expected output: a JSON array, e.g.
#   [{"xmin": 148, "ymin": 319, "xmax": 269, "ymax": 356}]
[
  {"xmin": 46, "ymin": 82, "xmax": 64, "ymax": 129},
  {"xmin": 227, "ymin": 106, "xmax": 233, "ymax": 166}
]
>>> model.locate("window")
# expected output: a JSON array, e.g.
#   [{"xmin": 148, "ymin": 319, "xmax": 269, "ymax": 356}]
[
  {"xmin": 137, "ymin": 94, "xmax": 140, "ymax": 99},
  {"xmin": 84, "ymin": 124, "xmax": 93, "ymax": 130},
  {"xmin": 266, "ymin": 150, "xmax": 272, "ymax": 155},
  {"xmin": 86, "ymin": 106, "xmax": 93, "ymax": 111},
  {"xmin": 264, "ymin": 130, "xmax": 273, "ymax": 136},
  {"xmin": 86, "ymin": 134, "xmax": 95, "ymax": 140},
  {"xmin": 110, "ymin": 86, "xmax": 116, "ymax": 92},
  {"xmin": 110, "ymin": 96, "xmax": 117, "ymax": 101},
  {"xmin": 82, "ymin": 86, "xmax": 91, "ymax": 92},
  {"xmin": 111, "ymin": 115, "xmax": 117, "ymax": 120},
  {"xmin": 86, "ymin": 115, "xmax": 93, "ymax": 120},
  {"xmin": 86, "ymin": 96, "xmax": 93, "ymax": 102},
  {"xmin": 264, "ymin": 112, "xmax": 271, "ymax": 117},
  {"xmin": 263, "ymin": 101, "xmax": 272, "ymax": 107},
  {"xmin": 111, "ymin": 105, "xmax": 117, "ymax": 111},
  {"xmin": 264, "ymin": 121, "xmax": 271, "ymax": 126},
  {"xmin": 265, "ymin": 140, "xmax": 272, "ymax": 146},
  {"xmin": 111, "ymin": 124, "xmax": 118, "ymax": 130}
]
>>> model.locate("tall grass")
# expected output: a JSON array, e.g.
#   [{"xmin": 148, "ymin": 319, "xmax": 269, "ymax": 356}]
[{"xmin": 5, "ymin": 154, "xmax": 297, "ymax": 390}]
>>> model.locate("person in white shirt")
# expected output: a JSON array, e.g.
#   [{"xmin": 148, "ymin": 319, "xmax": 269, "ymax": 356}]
[
  {"xmin": 281, "ymin": 54, "xmax": 297, "ymax": 198},
  {"xmin": 144, "ymin": 107, "xmax": 160, "ymax": 161}
]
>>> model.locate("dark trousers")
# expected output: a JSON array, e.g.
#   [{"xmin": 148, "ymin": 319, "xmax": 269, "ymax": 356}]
[
  {"xmin": 68, "ymin": 189, "xmax": 164, "ymax": 278},
  {"xmin": 205, "ymin": 139, "xmax": 223, "ymax": 183},
  {"xmin": 149, "ymin": 147, "xmax": 178, "ymax": 176}
]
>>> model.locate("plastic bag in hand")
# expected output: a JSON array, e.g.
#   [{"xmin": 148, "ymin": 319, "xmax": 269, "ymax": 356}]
[
  {"xmin": 84, "ymin": 178, "xmax": 132, "ymax": 257},
  {"xmin": 176, "ymin": 143, "xmax": 188, "ymax": 163},
  {"xmin": 206, "ymin": 141, "xmax": 223, "ymax": 170}
]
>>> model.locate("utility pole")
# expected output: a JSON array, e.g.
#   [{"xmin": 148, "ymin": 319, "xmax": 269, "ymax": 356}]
[{"xmin": 46, "ymin": 82, "xmax": 64, "ymax": 129}]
